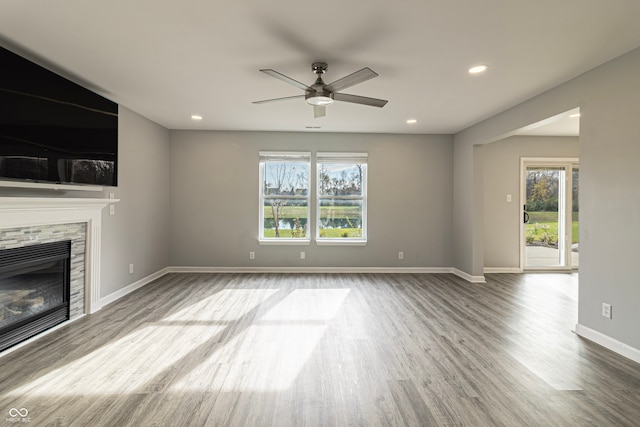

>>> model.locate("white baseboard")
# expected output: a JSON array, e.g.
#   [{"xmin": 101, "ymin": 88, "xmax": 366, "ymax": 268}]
[
  {"xmin": 99, "ymin": 267, "xmax": 170, "ymax": 308},
  {"xmin": 574, "ymin": 323, "xmax": 640, "ymax": 364},
  {"xmin": 483, "ymin": 267, "xmax": 523, "ymax": 274},
  {"xmin": 167, "ymin": 266, "xmax": 455, "ymax": 274},
  {"xmin": 452, "ymin": 268, "xmax": 486, "ymax": 283},
  {"xmin": 169, "ymin": 266, "xmax": 488, "ymax": 283}
]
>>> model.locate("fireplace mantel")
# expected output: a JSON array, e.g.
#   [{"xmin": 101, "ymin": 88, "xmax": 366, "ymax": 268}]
[
  {"xmin": 0, "ymin": 196, "xmax": 115, "ymax": 213},
  {"xmin": 0, "ymin": 197, "xmax": 118, "ymax": 314}
]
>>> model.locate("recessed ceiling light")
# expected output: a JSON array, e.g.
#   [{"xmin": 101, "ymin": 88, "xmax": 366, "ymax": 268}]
[
  {"xmin": 569, "ymin": 113, "xmax": 581, "ymax": 118},
  {"xmin": 468, "ymin": 65, "xmax": 488, "ymax": 74},
  {"xmin": 191, "ymin": 115, "xmax": 203, "ymax": 120},
  {"xmin": 406, "ymin": 119, "xmax": 417, "ymax": 124}
]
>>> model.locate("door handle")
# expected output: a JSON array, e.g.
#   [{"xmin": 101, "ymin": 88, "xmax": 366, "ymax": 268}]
[{"xmin": 523, "ymin": 205, "xmax": 529, "ymax": 223}]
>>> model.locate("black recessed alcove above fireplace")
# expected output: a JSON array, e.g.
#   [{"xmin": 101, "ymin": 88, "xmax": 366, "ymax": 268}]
[{"xmin": 0, "ymin": 240, "xmax": 71, "ymax": 353}]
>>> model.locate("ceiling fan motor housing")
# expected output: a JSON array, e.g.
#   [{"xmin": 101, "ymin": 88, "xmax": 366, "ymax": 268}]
[{"xmin": 307, "ymin": 63, "xmax": 333, "ymax": 105}]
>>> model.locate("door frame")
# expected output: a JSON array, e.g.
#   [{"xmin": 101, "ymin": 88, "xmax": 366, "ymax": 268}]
[{"xmin": 520, "ymin": 157, "xmax": 579, "ymax": 271}]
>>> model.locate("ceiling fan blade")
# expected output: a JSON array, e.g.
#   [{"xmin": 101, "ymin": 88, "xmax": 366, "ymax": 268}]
[
  {"xmin": 253, "ymin": 95, "xmax": 305, "ymax": 104},
  {"xmin": 260, "ymin": 69, "xmax": 314, "ymax": 91},
  {"xmin": 333, "ymin": 93, "xmax": 388, "ymax": 108},
  {"xmin": 324, "ymin": 67, "xmax": 378, "ymax": 93},
  {"xmin": 314, "ymin": 105, "xmax": 326, "ymax": 118}
]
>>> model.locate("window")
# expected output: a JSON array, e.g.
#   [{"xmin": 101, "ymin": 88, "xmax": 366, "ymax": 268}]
[
  {"xmin": 259, "ymin": 152, "xmax": 310, "ymax": 243},
  {"xmin": 316, "ymin": 153, "xmax": 367, "ymax": 244}
]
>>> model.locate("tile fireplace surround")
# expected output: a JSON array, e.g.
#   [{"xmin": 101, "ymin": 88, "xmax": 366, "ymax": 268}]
[{"xmin": 0, "ymin": 198, "xmax": 116, "ymax": 328}]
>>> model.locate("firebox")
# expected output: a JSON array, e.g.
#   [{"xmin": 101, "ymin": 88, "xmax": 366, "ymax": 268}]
[{"xmin": 0, "ymin": 240, "xmax": 71, "ymax": 353}]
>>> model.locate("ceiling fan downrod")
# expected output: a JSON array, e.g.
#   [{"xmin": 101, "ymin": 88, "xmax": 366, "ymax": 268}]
[{"xmin": 307, "ymin": 62, "xmax": 332, "ymax": 106}]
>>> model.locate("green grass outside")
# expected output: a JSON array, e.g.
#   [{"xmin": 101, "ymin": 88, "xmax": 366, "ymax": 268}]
[
  {"xmin": 528, "ymin": 211, "xmax": 579, "ymax": 223},
  {"xmin": 318, "ymin": 228, "xmax": 362, "ymax": 238},
  {"xmin": 262, "ymin": 229, "xmax": 304, "ymax": 238},
  {"xmin": 526, "ymin": 211, "xmax": 579, "ymax": 244},
  {"xmin": 263, "ymin": 205, "xmax": 362, "ymax": 238},
  {"xmin": 263, "ymin": 228, "xmax": 361, "ymax": 238},
  {"xmin": 262, "ymin": 208, "xmax": 577, "ymax": 242}
]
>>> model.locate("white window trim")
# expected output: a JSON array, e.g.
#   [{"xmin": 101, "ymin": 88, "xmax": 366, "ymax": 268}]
[
  {"xmin": 316, "ymin": 152, "xmax": 367, "ymax": 245},
  {"xmin": 258, "ymin": 151, "xmax": 311, "ymax": 244},
  {"xmin": 259, "ymin": 239, "xmax": 311, "ymax": 246},
  {"xmin": 316, "ymin": 239, "xmax": 367, "ymax": 246}
]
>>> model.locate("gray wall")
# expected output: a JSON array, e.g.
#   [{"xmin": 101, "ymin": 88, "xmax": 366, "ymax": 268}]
[
  {"xmin": 99, "ymin": 107, "xmax": 171, "ymax": 297},
  {"xmin": 454, "ymin": 47, "xmax": 640, "ymax": 350},
  {"xmin": 169, "ymin": 131, "xmax": 453, "ymax": 269},
  {"xmin": 483, "ymin": 136, "xmax": 579, "ymax": 269}
]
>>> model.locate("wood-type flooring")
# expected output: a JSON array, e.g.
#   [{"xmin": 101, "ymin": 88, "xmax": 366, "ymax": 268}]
[{"xmin": 1, "ymin": 272, "xmax": 639, "ymax": 426}]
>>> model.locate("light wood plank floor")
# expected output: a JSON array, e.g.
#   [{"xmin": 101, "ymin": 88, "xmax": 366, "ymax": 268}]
[{"xmin": 1, "ymin": 273, "xmax": 639, "ymax": 426}]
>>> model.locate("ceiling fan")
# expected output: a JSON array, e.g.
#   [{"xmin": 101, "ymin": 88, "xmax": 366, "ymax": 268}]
[{"xmin": 253, "ymin": 62, "xmax": 388, "ymax": 118}]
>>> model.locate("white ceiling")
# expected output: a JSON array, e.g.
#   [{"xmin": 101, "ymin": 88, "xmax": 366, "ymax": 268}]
[{"xmin": 1, "ymin": 1, "xmax": 639, "ymax": 135}]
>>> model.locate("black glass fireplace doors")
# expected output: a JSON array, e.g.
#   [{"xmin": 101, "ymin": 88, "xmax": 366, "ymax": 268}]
[{"xmin": 0, "ymin": 241, "xmax": 71, "ymax": 352}]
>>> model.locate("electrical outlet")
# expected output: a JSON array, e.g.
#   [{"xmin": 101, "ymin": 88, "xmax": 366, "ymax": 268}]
[
  {"xmin": 602, "ymin": 303, "xmax": 612, "ymax": 319},
  {"xmin": 300, "ymin": 251, "xmax": 306, "ymax": 260},
  {"xmin": 109, "ymin": 205, "xmax": 115, "ymax": 216},
  {"xmin": 506, "ymin": 194, "xmax": 512, "ymax": 202},
  {"xmin": 249, "ymin": 251, "xmax": 255, "ymax": 260},
  {"xmin": 398, "ymin": 251, "xmax": 404, "ymax": 260},
  {"xmin": 129, "ymin": 264, "xmax": 134, "ymax": 274}
]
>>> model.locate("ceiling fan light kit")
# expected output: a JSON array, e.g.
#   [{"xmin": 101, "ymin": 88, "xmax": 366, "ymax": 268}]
[
  {"xmin": 305, "ymin": 94, "xmax": 333, "ymax": 106},
  {"xmin": 254, "ymin": 61, "xmax": 387, "ymax": 118}
]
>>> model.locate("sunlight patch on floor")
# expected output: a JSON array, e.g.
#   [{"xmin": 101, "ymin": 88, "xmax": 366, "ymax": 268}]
[
  {"xmin": 7, "ymin": 289, "xmax": 281, "ymax": 397},
  {"xmin": 7, "ymin": 324, "xmax": 224, "ymax": 396},
  {"xmin": 163, "ymin": 288, "xmax": 280, "ymax": 322},
  {"xmin": 504, "ymin": 281, "xmax": 583, "ymax": 391},
  {"xmin": 172, "ymin": 288, "xmax": 350, "ymax": 392},
  {"xmin": 260, "ymin": 288, "xmax": 350, "ymax": 321},
  {"xmin": 219, "ymin": 324, "xmax": 327, "ymax": 392},
  {"xmin": 506, "ymin": 335, "xmax": 585, "ymax": 391}
]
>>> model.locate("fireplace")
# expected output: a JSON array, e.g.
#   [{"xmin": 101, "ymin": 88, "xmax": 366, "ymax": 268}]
[
  {"xmin": 0, "ymin": 197, "xmax": 114, "ymax": 354},
  {"xmin": 0, "ymin": 240, "xmax": 71, "ymax": 353}
]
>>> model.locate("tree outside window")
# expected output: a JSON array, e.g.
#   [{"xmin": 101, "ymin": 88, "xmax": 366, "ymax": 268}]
[
  {"xmin": 317, "ymin": 153, "xmax": 367, "ymax": 242},
  {"xmin": 259, "ymin": 152, "xmax": 310, "ymax": 241}
]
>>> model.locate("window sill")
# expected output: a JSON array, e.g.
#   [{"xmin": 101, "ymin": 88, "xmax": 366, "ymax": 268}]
[
  {"xmin": 259, "ymin": 239, "xmax": 311, "ymax": 246},
  {"xmin": 316, "ymin": 239, "xmax": 367, "ymax": 246}
]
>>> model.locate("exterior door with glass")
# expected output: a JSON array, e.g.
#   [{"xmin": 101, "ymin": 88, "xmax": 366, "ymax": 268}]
[{"xmin": 521, "ymin": 158, "xmax": 579, "ymax": 270}]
